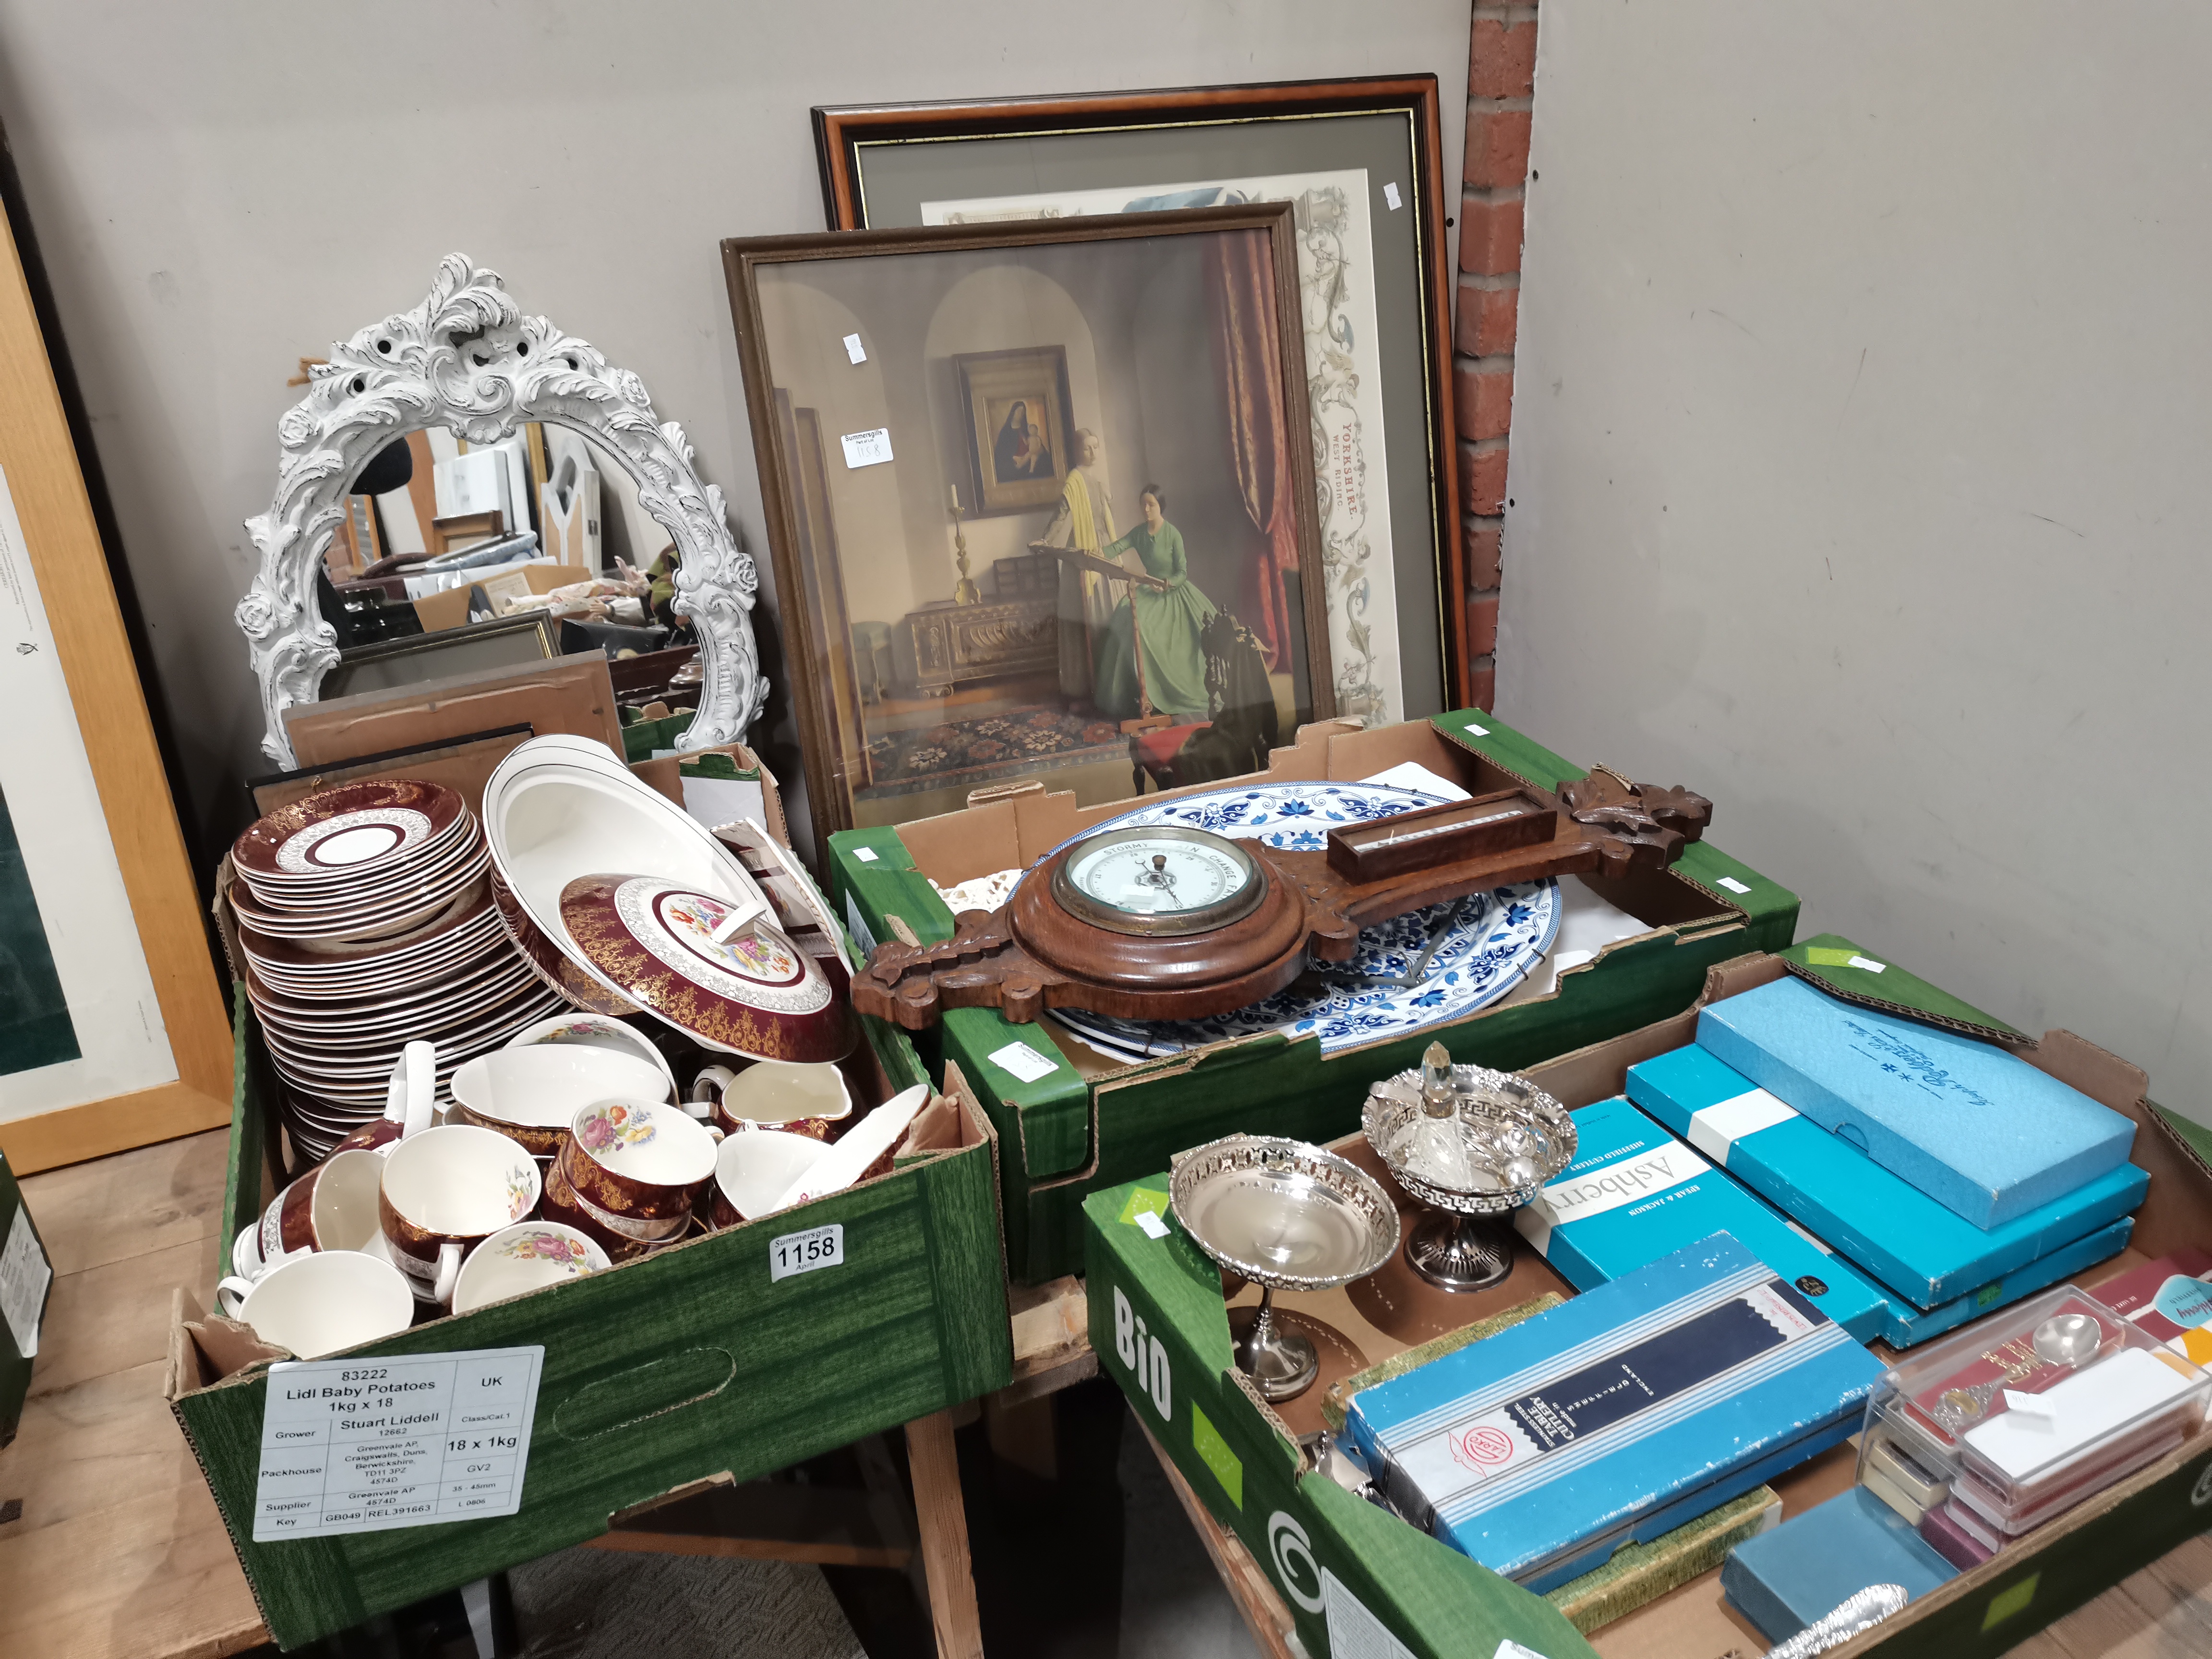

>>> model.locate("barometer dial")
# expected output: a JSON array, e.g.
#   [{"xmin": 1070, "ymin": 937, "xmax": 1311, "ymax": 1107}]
[{"xmin": 1049, "ymin": 825, "xmax": 1265, "ymax": 937}]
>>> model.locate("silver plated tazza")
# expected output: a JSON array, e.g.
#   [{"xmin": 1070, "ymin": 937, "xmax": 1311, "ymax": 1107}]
[
  {"xmin": 1364, "ymin": 1044, "xmax": 1575, "ymax": 1292},
  {"xmin": 1168, "ymin": 1134, "xmax": 1399, "ymax": 1403}
]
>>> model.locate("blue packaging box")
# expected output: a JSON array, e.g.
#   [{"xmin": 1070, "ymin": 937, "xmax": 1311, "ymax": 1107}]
[
  {"xmin": 1342, "ymin": 1235, "xmax": 1884, "ymax": 1592},
  {"xmin": 1515, "ymin": 1095, "xmax": 2134, "ymax": 1347},
  {"xmin": 1697, "ymin": 977, "xmax": 2135, "ymax": 1228},
  {"xmin": 1512, "ymin": 1095, "xmax": 1894, "ymax": 1342},
  {"xmin": 1626, "ymin": 1045, "xmax": 2148, "ymax": 1308},
  {"xmin": 1721, "ymin": 1485, "xmax": 1957, "ymax": 1643}
]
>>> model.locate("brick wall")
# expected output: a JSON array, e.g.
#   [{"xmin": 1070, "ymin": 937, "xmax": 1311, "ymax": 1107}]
[{"xmin": 1454, "ymin": 3, "xmax": 1536, "ymax": 711}]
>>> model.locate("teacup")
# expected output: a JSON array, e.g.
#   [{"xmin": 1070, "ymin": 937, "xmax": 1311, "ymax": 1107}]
[
  {"xmin": 451, "ymin": 1221, "xmax": 610, "ymax": 1313},
  {"xmin": 711, "ymin": 1060, "xmax": 853, "ymax": 1142},
  {"xmin": 240, "ymin": 1147, "xmax": 386, "ymax": 1276},
  {"xmin": 379, "ymin": 1124, "xmax": 542, "ymax": 1304},
  {"xmin": 449, "ymin": 1044, "xmax": 672, "ymax": 1158},
  {"xmin": 559, "ymin": 1098, "xmax": 721, "ymax": 1222},
  {"xmin": 215, "ymin": 1248, "xmax": 416, "ymax": 1358},
  {"xmin": 708, "ymin": 1130, "xmax": 829, "ymax": 1230},
  {"xmin": 541, "ymin": 1153, "xmax": 693, "ymax": 1262}
]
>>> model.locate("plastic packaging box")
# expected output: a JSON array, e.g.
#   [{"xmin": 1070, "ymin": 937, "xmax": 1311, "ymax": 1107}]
[{"xmin": 1857, "ymin": 1285, "xmax": 2210, "ymax": 1562}]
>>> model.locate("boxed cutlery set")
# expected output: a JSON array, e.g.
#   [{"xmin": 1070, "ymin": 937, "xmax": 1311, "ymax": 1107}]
[{"xmin": 1087, "ymin": 945, "xmax": 2212, "ymax": 1659}]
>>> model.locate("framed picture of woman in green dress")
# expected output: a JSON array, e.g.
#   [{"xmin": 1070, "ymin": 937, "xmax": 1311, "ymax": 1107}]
[{"xmin": 723, "ymin": 202, "xmax": 1334, "ymax": 869}]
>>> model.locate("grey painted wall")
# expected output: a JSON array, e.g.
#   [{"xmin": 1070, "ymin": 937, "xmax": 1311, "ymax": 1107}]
[
  {"xmin": 0, "ymin": 0, "xmax": 1469, "ymax": 859},
  {"xmin": 1505, "ymin": 2, "xmax": 2212, "ymax": 1122}
]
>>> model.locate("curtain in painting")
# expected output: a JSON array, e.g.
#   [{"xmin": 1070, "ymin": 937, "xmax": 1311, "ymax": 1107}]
[{"xmin": 1207, "ymin": 228, "xmax": 1299, "ymax": 671}]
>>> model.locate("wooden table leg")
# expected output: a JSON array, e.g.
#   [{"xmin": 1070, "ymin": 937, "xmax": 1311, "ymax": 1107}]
[{"xmin": 903, "ymin": 1409, "xmax": 985, "ymax": 1659}]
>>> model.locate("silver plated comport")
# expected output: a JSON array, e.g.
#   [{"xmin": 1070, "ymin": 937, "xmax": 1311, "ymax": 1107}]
[
  {"xmin": 1168, "ymin": 1134, "xmax": 1400, "ymax": 1402},
  {"xmin": 1363, "ymin": 1042, "xmax": 1576, "ymax": 1291}
]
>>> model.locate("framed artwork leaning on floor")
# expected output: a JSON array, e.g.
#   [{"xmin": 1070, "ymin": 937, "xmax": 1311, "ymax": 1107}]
[
  {"xmin": 722, "ymin": 203, "xmax": 1331, "ymax": 870},
  {"xmin": 0, "ymin": 199, "xmax": 231, "ymax": 1172}
]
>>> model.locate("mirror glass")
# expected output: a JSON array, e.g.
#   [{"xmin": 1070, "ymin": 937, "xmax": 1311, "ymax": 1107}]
[{"xmin": 310, "ymin": 422, "xmax": 688, "ymax": 693}]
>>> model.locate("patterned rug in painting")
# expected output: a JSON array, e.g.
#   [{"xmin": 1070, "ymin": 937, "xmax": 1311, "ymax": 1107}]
[{"xmin": 861, "ymin": 705, "xmax": 1125, "ymax": 800}]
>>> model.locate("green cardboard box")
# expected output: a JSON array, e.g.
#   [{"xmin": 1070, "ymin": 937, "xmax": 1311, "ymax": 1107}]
[
  {"xmin": 167, "ymin": 988, "xmax": 1012, "ymax": 1650},
  {"xmin": 1084, "ymin": 950, "xmax": 2212, "ymax": 1659},
  {"xmin": 0, "ymin": 1147, "xmax": 53, "ymax": 1447},
  {"xmin": 831, "ymin": 710, "xmax": 1797, "ymax": 1284}
]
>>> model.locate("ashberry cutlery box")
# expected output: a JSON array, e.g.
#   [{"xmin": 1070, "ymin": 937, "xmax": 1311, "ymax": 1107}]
[
  {"xmin": 832, "ymin": 709, "xmax": 1797, "ymax": 1284},
  {"xmin": 172, "ymin": 786, "xmax": 1013, "ymax": 1650},
  {"xmin": 1698, "ymin": 975, "xmax": 2137, "ymax": 1227},
  {"xmin": 1626, "ymin": 1043, "xmax": 2149, "ymax": 1309},
  {"xmin": 1524, "ymin": 1089, "xmax": 2138, "ymax": 1348},
  {"xmin": 1085, "ymin": 949, "xmax": 2212, "ymax": 1659}
]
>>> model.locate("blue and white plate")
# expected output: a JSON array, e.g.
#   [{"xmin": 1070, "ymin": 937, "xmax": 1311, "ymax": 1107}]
[{"xmin": 1038, "ymin": 781, "xmax": 1560, "ymax": 1058}]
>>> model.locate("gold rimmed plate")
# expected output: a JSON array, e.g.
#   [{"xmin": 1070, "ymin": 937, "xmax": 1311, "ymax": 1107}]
[{"xmin": 557, "ymin": 873, "xmax": 855, "ymax": 1064}]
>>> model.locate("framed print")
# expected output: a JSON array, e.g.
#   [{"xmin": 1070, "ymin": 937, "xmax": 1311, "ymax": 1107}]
[
  {"xmin": 723, "ymin": 203, "xmax": 1331, "ymax": 871},
  {"xmin": 0, "ymin": 202, "xmax": 231, "ymax": 1173},
  {"xmin": 957, "ymin": 346, "xmax": 1074, "ymax": 516},
  {"xmin": 815, "ymin": 76, "xmax": 1465, "ymax": 722}
]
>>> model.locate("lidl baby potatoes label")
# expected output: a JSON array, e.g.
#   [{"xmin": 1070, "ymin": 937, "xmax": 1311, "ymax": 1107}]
[{"xmin": 253, "ymin": 1346, "xmax": 544, "ymax": 1541}]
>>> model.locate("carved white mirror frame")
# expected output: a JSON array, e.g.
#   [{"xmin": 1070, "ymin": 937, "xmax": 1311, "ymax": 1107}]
[{"xmin": 237, "ymin": 252, "xmax": 765, "ymax": 765}]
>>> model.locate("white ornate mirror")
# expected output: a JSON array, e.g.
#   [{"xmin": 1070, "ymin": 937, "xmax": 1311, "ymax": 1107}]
[{"xmin": 237, "ymin": 253, "xmax": 765, "ymax": 765}]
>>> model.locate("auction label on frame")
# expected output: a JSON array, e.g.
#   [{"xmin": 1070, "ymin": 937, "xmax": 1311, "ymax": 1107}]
[
  {"xmin": 252, "ymin": 1345, "xmax": 544, "ymax": 1541},
  {"xmin": 840, "ymin": 427, "xmax": 893, "ymax": 468}
]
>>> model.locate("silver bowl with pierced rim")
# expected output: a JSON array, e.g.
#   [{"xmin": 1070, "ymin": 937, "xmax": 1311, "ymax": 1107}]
[
  {"xmin": 1168, "ymin": 1134, "xmax": 1399, "ymax": 1402},
  {"xmin": 1362, "ymin": 1043, "xmax": 1576, "ymax": 1291}
]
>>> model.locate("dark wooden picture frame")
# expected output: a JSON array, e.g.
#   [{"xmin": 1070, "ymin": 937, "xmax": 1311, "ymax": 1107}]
[
  {"xmin": 813, "ymin": 76, "xmax": 1470, "ymax": 713},
  {"xmin": 721, "ymin": 204, "xmax": 1333, "ymax": 871}
]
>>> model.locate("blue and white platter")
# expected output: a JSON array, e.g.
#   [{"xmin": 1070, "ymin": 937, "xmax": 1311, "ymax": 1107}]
[{"xmin": 1037, "ymin": 781, "xmax": 1560, "ymax": 1058}]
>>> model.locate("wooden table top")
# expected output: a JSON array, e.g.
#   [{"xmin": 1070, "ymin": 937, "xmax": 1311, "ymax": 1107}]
[{"xmin": 0, "ymin": 1131, "xmax": 266, "ymax": 1659}]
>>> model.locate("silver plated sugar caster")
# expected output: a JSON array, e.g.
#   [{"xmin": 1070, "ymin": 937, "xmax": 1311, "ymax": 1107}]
[{"xmin": 1363, "ymin": 1042, "xmax": 1576, "ymax": 1292}]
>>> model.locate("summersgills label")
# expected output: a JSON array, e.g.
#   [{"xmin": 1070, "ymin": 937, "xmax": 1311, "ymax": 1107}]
[{"xmin": 252, "ymin": 1346, "xmax": 544, "ymax": 1541}]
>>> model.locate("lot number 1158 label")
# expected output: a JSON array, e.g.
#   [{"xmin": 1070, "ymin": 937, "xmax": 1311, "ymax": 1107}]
[{"xmin": 769, "ymin": 1223, "xmax": 844, "ymax": 1283}]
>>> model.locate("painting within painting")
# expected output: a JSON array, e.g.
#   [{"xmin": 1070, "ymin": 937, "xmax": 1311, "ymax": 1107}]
[
  {"xmin": 991, "ymin": 398, "xmax": 1051, "ymax": 482},
  {"xmin": 958, "ymin": 347, "xmax": 1074, "ymax": 516},
  {"xmin": 0, "ymin": 781, "xmax": 79, "ymax": 1077},
  {"xmin": 756, "ymin": 224, "xmax": 1323, "ymax": 831}
]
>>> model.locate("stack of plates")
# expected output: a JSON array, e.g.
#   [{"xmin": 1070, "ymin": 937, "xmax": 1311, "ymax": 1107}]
[
  {"xmin": 231, "ymin": 781, "xmax": 567, "ymax": 1161},
  {"xmin": 1038, "ymin": 781, "xmax": 1562, "ymax": 1061}
]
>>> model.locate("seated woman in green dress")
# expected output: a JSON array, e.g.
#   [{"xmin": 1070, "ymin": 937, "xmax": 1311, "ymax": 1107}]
[{"xmin": 1091, "ymin": 484, "xmax": 1217, "ymax": 721}]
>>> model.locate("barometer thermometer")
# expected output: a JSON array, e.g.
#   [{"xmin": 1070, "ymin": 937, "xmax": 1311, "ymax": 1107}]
[{"xmin": 854, "ymin": 769, "xmax": 1714, "ymax": 1028}]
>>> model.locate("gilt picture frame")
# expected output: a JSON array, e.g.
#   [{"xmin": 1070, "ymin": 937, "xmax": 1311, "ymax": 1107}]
[
  {"xmin": 722, "ymin": 203, "xmax": 1332, "ymax": 871},
  {"xmin": 814, "ymin": 76, "xmax": 1466, "ymax": 721}
]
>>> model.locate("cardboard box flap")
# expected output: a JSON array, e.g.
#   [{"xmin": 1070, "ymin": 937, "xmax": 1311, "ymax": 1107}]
[
  {"xmin": 1430, "ymin": 709, "xmax": 1588, "ymax": 791},
  {"xmin": 1780, "ymin": 932, "xmax": 2030, "ymax": 1046}
]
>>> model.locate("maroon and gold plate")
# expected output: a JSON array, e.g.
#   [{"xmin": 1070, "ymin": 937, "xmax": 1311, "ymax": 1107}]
[{"xmin": 557, "ymin": 873, "xmax": 856, "ymax": 1064}]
